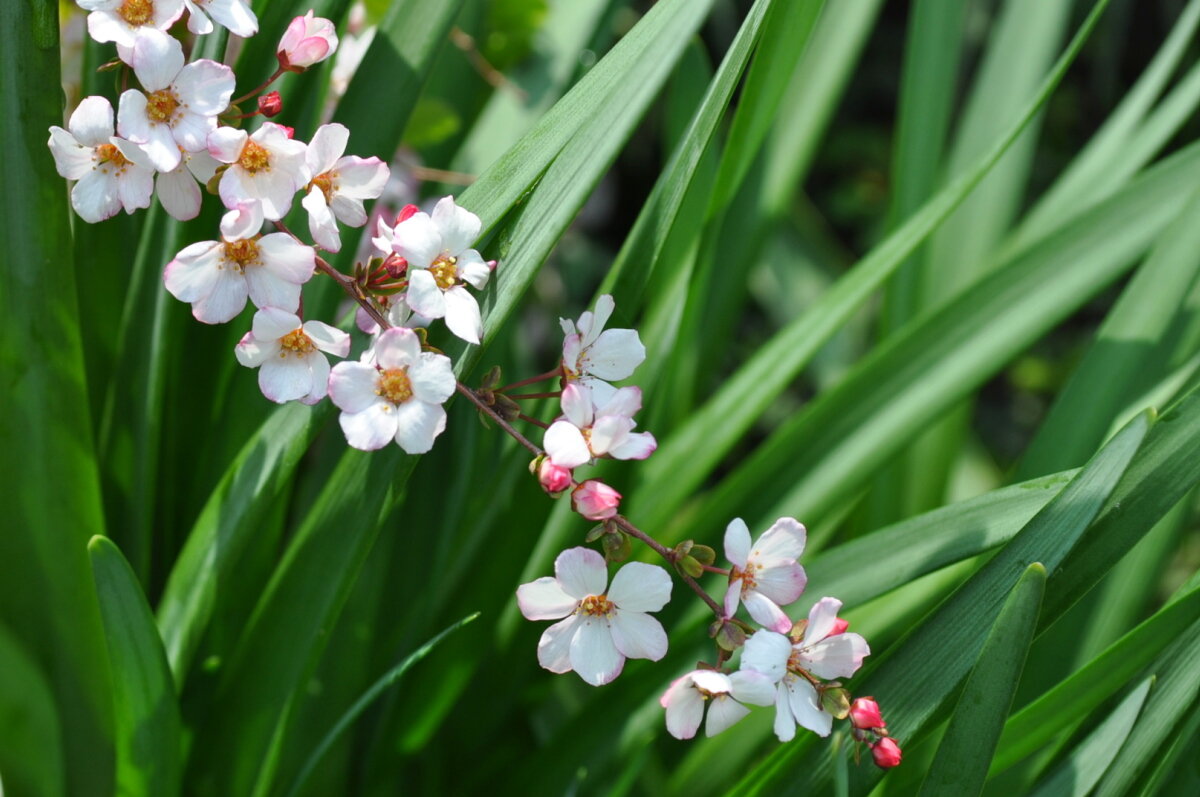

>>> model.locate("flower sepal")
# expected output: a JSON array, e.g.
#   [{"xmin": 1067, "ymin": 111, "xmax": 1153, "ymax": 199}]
[
  {"xmin": 820, "ymin": 685, "xmax": 851, "ymax": 720},
  {"xmin": 708, "ymin": 618, "xmax": 747, "ymax": 652}
]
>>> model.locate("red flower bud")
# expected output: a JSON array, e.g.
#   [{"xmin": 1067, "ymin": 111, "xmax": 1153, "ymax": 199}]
[
  {"xmin": 538, "ymin": 460, "xmax": 573, "ymax": 495},
  {"xmin": 395, "ymin": 204, "xmax": 420, "ymax": 225},
  {"xmin": 829, "ymin": 618, "xmax": 850, "ymax": 636},
  {"xmin": 849, "ymin": 697, "xmax": 884, "ymax": 730},
  {"xmin": 257, "ymin": 91, "xmax": 283, "ymax": 117},
  {"xmin": 870, "ymin": 737, "xmax": 902, "ymax": 769}
]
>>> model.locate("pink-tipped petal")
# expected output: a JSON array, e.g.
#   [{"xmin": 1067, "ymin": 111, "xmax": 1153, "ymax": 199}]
[
  {"xmin": 752, "ymin": 562, "xmax": 807, "ymax": 607},
  {"xmin": 801, "ymin": 633, "xmax": 870, "ymax": 680},
  {"xmin": 804, "ymin": 597, "xmax": 844, "ymax": 645},
  {"xmin": 394, "ymin": 211, "xmax": 441, "ymax": 268},
  {"xmin": 258, "ymin": 354, "xmax": 312, "ymax": 403},
  {"xmin": 743, "ymin": 591, "xmax": 793, "ymax": 634},
  {"xmin": 753, "ymin": 518, "xmax": 807, "ymax": 562},
  {"xmin": 663, "ymin": 677, "xmax": 706, "ymax": 740},
  {"xmin": 328, "ymin": 361, "xmax": 381, "ymax": 413},
  {"xmin": 583, "ymin": 328, "xmax": 645, "ymax": 381}
]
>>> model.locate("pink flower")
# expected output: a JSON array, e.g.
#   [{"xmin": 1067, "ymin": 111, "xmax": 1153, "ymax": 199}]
[
  {"xmin": 543, "ymin": 384, "xmax": 657, "ymax": 468},
  {"xmin": 327, "ymin": 327, "xmax": 455, "ymax": 453},
  {"xmin": 234, "ymin": 307, "xmax": 349, "ymax": 404},
  {"xmin": 517, "ymin": 547, "xmax": 672, "ymax": 686},
  {"xmin": 572, "ymin": 480, "xmax": 621, "ymax": 521},
  {"xmin": 849, "ymin": 697, "xmax": 885, "ymax": 731},
  {"xmin": 560, "ymin": 295, "xmax": 645, "ymax": 406},
  {"xmin": 660, "ymin": 669, "xmax": 775, "ymax": 739},
  {"xmin": 277, "ymin": 11, "xmax": 339, "ymax": 70},
  {"xmin": 47, "ymin": 96, "xmax": 154, "ymax": 223},
  {"xmin": 537, "ymin": 459, "xmax": 573, "ymax": 495},
  {"xmin": 723, "ymin": 517, "xmax": 807, "ymax": 633},
  {"xmin": 870, "ymin": 737, "xmax": 902, "ymax": 768},
  {"xmin": 77, "ymin": 0, "xmax": 184, "ymax": 49},
  {"xmin": 183, "ymin": 0, "xmax": 257, "ymax": 37},
  {"xmin": 208, "ymin": 122, "xmax": 309, "ymax": 220},
  {"xmin": 300, "ymin": 123, "xmax": 390, "ymax": 252}
]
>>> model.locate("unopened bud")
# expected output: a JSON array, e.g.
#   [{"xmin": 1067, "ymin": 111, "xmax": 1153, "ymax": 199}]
[
  {"xmin": 714, "ymin": 621, "xmax": 746, "ymax": 652},
  {"xmin": 820, "ymin": 686, "xmax": 850, "ymax": 720},
  {"xmin": 277, "ymin": 11, "xmax": 339, "ymax": 71},
  {"xmin": 537, "ymin": 459, "xmax": 573, "ymax": 495},
  {"xmin": 258, "ymin": 91, "xmax": 282, "ymax": 117},
  {"xmin": 382, "ymin": 254, "xmax": 408, "ymax": 278},
  {"xmin": 571, "ymin": 480, "xmax": 621, "ymax": 521},
  {"xmin": 480, "ymin": 365, "xmax": 502, "ymax": 390},
  {"xmin": 493, "ymin": 394, "xmax": 521, "ymax": 422},
  {"xmin": 678, "ymin": 555, "xmax": 703, "ymax": 579},
  {"xmin": 849, "ymin": 697, "xmax": 884, "ymax": 730},
  {"xmin": 690, "ymin": 544, "xmax": 716, "ymax": 566},
  {"xmin": 395, "ymin": 204, "xmax": 420, "ymax": 225},
  {"xmin": 870, "ymin": 737, "xmax": 902, "ymax": 769},
  {"xmin": 602, "ymin": 530, "xmax": 631, "ymax": 562},
  {"xmin": 673, "ymin": 539, "xmax": 694, "ymax": 559}
]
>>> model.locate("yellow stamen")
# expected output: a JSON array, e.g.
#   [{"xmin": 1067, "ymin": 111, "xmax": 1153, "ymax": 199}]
[
  {"xmin": 119, "ymin": 0, "xmax": 154, "ymax": 26},
  {"xmin": 145, "ymin": 88, "xmax": 180, "ymax": 124},
  {"xmin": 278, "ymin": 329, "xmax": 315, "ymax": 356},
  {"xmin": 579, "ymin": 594, "xmax": 614, "ymax": 617},
  {"xmin": 310, "ymin": 172, "xmax": 335, "ymax": 203},
  {"xmin": 429, "ymin": 255, "xmax": 458, "ymax": 290},
  {"xmin": 222, "ymin": 238, "xmax": 260, "ymax": 273},
  {"xmin": 238, "ymin": 140, "xmax": 270, "ymax": 174},
  {"xmin": 377, "ymin": 367, "xmax": 413, "ymax": 404},
  {"xmin": 95, "ymin": 143, "xmax": 131, "ymax": 171}
]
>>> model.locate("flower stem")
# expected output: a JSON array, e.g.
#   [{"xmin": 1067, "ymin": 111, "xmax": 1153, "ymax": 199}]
[
  {"xmin": 506, "ymin": 391, "xmax": 561, "ymax": 400},
  {"xmin": 498, "ymin": 368, "xmax": 562, "ymax": 393},
  {"xmin": 517, "ymin": 413, "xmax": 550, "ymax": 430},
  {"xmin": 231, "ymin": 66, "xmax": 287, "ymax": 106},
  {"xmin": 456, "ymin": 383, "xmax": 541, "ymax": 455}
]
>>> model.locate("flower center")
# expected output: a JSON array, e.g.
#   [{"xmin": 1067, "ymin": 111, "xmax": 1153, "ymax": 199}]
[
  {"xmin": 145, "ymin": 88, "xmax": 180, "ymax": 124},
  {"xmin": 238, "ymin": 140, "xmax": 271, "ymax": 174},
  {"xmin": 222, "ymin": 238, "xmax": 260, "ymax": 273},
  {"xmin": 278, "ymin": 328, "xmax": 315, "ymax": 357},
  {"xmin": 310, "ymin": 172, "xmax": 335, "ymax": 203},
  {"xmin": 579, "ymin": 594, "xmax": 614, "ymax": 617},
  {"xmin": 119, "ymin": 0, "xmax": 154, "ymax": 25},
  {"xmin": 787, "ymin": 650, "xmax": 803, "ymax": 673},
  {"xmin": 429, "ymin": 256, "xmax": 457, "ymax": 290},
  {"xmin": 377, "ymin": 367, "xmax": 413, "ymax": 404},
  {"xmin": 95, "ymin": 143, "xmax": 130, "ymax": 171},
  {"xmin": 732, "ymin": 562, "xmax": 759, "ymax": 593}
]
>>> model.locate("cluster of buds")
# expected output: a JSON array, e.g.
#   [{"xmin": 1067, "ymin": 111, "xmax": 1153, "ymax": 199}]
[
  {"xmin": 850, "ymin": 697, "xmax": 903, "ymax": 768},
  {"xmin": 52, "ymin": 3, "xmax": 494, "ymax": 455}
]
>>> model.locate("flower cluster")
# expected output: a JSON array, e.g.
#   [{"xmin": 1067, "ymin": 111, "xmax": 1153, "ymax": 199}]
[{"xmin": 52, "ymin": 3, "xmax": 493, "ymax": 455}]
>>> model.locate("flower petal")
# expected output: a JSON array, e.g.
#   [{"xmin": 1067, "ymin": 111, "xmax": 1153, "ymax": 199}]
[
  {"xmin": 662, "ymin": 676, "xmax": 706, "ymax": 740},
  {"xmin": 803, "ymin": 597, "xmax": 844, "ymax": 646},
  {"xmin": 739, "ymin": 630, "xmax": 792, "ymax": 683},
  {"xmin": 431, "ymin": 195, "xmax": 481, "ymax": 255},
  {"xmin": 173, "ymin": 59, "xmax": 235, "ymax": 115},
  {"xmin": 442, "ymin": 286, "xmax": 482, "ymax": 345},
  {"xmin": 773, "ymin": 685, "xmax": 797, "ymax": 742},
  {"xmin": 544, "ymin": 420, "xmax": 591, "ymax": 469},
  {"xmin": 372, "ymin": 326, "xmax": 421, "ymax": 369},
  {"xmin": 554, "ymin": 547, "xmax": 608, "ymax": 600},
  {"xmin": 338, "ymin": 402, "xmax": 397, "ymax": 451},
  {"xmin": 608, "ymin": 610, "xmax": 667, "ymax": 661},
  {"xmin": 705, "ymin": 695, "xmax": 750, "ymax": 737},
  {"xmin": 391, "ymin": 399, "xmax": 447, "ymax": 454},
  {"xmin": 729, "ymin": 670, "xmax": 777, "ymax": 707},
  {"xmin": 130, "ymin": 28, "xmax": 182, "ymax": 92},
  {"xmin": 68, "ymin": 95, "xmax": 115, "ymax": 147},
  {"xmin": 559, "ymin": 382, "xmax": 594, "ymax": 429},
  {"xmin": 156, "ymin": 166, "xmax": 202, "ymax": 221},
  {"xmin": 302, "ymin": 186, "xmax": 341, "ymax": 252},
  {"xmin": 724, "ymin": 579, "xmax": 743, "ymax": 620},
  {"xmin": 306, "ymin": 123, "xmax": 348, "ymax": 175},
  {"xmin": 752, "ymin": 562, "xmax": 807, "ymax": 608},
  {"xmin": 409, "ymin": 352, "xmax": 455, "ymax": 404},
  {"xmin": 607, "ymin": 430, "xmax": 656, "ymax": 461},
  {"xmin": 404, "ymin": 268, "xmax": 446, "ymax": 320},
  {"xmin": 258, "ymin": 353, "xmax": 312, "ymax": 403},
  {"xmin": 724, "ymin": 518, "xmax": 752, "ymax": 568},
  {"xmin": 537, "ymin": 615, "xmax": 578, "ymax": 674},
  {"xmin": 394, "ymin": 211, "xmax": 441, "ymax": 268},
  {"xmin": 569, "ymin": 617, "xmax": 623, "ymax": 686},
  {"xmin": 517, "ymin": 576, "xmax": 578, "ymax": 621},
  {"xmin": 752, "ymin": 518, "xmax": 807, "ymax": 563},
  {"xmin": 743, "ymin": 590, "xmax": 793, "ymax": 634},
  {"xmin": 607, "ymin": 561, "xmax": 672, "ymax": 613},
  {"xmin": 193, "ymin": 264, "xmax": 248, "ymax": 324},
  {"xmin": 581, "ymin": 328, "xmax": 645, "ymax": 381},
  {"xmin": 787, "ymin": 677, "xmax": 832, "ymax": 737},
  {"xmin": 329, "ymin": 361, "xmax": 381, "ymax": 413},
  {"xmin": 800, "ymin": 633, "xmax": 870, "ymax": 680}
]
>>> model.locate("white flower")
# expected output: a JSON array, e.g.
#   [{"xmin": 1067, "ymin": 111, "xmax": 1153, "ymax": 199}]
[
  {"xmin": 327, "ymin": 326, "xmax": 455, "ymax": 453},
  {"xmin": 235, "ymin": 307, "xmax": 349, "ymax": 404},
  {"xmin": 393, "ymin": 196, "xmax": 491, "ymax": 344},
  {"xmin": 560, "ymin": 294, "xmax": 645, "ymax": 406},
  {"xmin": 183, "ymin": 0, "xmax": 257, "ymax": 37},
  {"xmin": 517, "ymin": 547, "xmax": 672, "ymax": 686},
  {"xmin": 660, "ymin": 669, "xmax": 775, "ymax": 740},
  {"xmin": 723, "ymin": 517, "xmax": 807, "ymax": 634},
  {"xmin": 116, "ymin": 29, "xmax": 235, "ymax": 172},
  {"xmin": 155, "ymin": 147, "xmax": 219, "ymax": 221},
  {"xmin": 543, "ymin": 383, "xmax": 657, "ymax": 468},
  {"xmin": 48, "ymin": 96, "xmax": 155, "ymax": 223},
  {"xmin": 740, "ymin": 599, "xmax": 871, "ymax": 741},
  {"xmin": 277, "ymin": 11, "xmax": 339, "ymax": 70},
  {"xmin": 356, "ymin": 292, "xmax": 430, "ymax": 336},
  {"xmin": 77, "ymin": 0, "xmax": 184, "ymax": 49},
  {"xmin": 163, "ymin": 203, "xmax": 315, "ymax": 323},
  {"xmin": 300, "ymin": 123, "xmax": 389, "ymax": 252},
  {"xmin": 208, "ymin": 122, "xmax": 310, "ymax": 220}
]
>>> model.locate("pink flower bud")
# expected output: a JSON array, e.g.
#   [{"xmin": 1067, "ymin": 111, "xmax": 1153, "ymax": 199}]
[
  {"xmin": 538, "ymin": 460, "xmax": 573, "ymax": 495},
  {"xmin": 830, "ymin": 618, "xmax": 850, "ymax": 636},
  {"xmin": 394, "ymin": 204, "xmax": 420, "ymax": 225},
  {"xmin": 279, "ymin": 125, "xmax": 295, "ymax": 139},
  {"xmin": 572, "ymin": 480, "xmax": 621, "ymax": 521},
  {"xmin": 277, "ymin": 11, "xmax": 339, "ymax": 71},
  {"xmin": 383, "ymin": 254, "xmax": 408, "ymax": 279},
  {"xmin": 258, "ymin": 91, "xmax": 282, "ymax": 117},
  {"xmin": 849, "ymin": 697, "xmax": 884, "ymax": 730},
  {"xmin": 870, "ymin": 737, "xmax": 902, "ymax": 769}
]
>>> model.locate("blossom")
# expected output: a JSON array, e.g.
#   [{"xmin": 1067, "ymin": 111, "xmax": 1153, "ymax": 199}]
[
  {"xmin": 77, "ymin": 0, "xmax": 184, "ymax": 49},
  {"xmin": 560, "ymin": 294, "xmax": 645, "ymax": 405},
  {"xmin": 740, "ymin": 599, "xmax": 870, "ymax": 741},
  {"xmin": 114, "ymin": 29, "xmax": 234, "ymax": 172},
  {"xmin": 572, "ymin": 480, "xmax": 621, "ymax": 521},
  {"xmin": 392, "ymin": 196, "xmax": 491, "ymax": 344},
  {"xmin": 234, "ymin": 307, "xmax": 349, "ymax": 404},
  {"xmin": 849, "ymin": 697, "xmax": 885, "ymax": 731},
  {"xmin": 543, "ymin": 384, "xmax": 657, "ymax": 468},
  {"xmin": 537, "ymin": 459, "xmax": 573, "ymax": 495},
  {"xmin": 327, "ymin": 326, "xmax": 455, "ymax": 453},
  {"xmin": 155, "ymin": 147, "xmax": 219, "ymax": 221},
  {"xmin": 300, "ymin": 123, "xmax": 389, "ymax": 252},
  {"xmin": 355, "ymin": 293, "xmax": 429, "ymax": 336},
  {"xmin": 660, "ymin": 669, "xmax": 775, "ymax": 739},
  {"xmin": 870, "ymin": 737, "xmax": 902, "ymax": 768},
  {"xmin": 48, "ymin": 95, "xmax": 155, "ymax": 223},
  {"xmin": 164, "ymin": 203, "xmax": 315, "ymax": 323},
  {"xmin": 183, "ymin": 0, "xmax": 257, "ymax": 37},
  {"xmin": 723, "ymin": 517, "xmax": 807, "ymax": 633},
  {"xmin": 277, "ymin": 11, "xmax": 339, "ymax": 70},
  {"xmin": 517, "ymin": 547, "xmax": 671, "ymax": 686},
  {"xmin": 208, "ymin": 122, "xmax": 309, "ymax": 220}
]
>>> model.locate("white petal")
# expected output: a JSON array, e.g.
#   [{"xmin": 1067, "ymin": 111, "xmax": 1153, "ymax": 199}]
[
  {"xmin": 724, "ymin": 518, "xmax": 752, "ymax": 568},
  {"xmin": 607, "ymin": 562, "xmax": 672, "ymax": 613},
  {"xmin": 431, "ymin": 195, "xmax": 481, "ymax": 255},
  {"xmin": 163, "ymin": 241, "xmax": 221, "ymax": 301},
  {"xmin": 724, "ymin": 579, "xmax": 743, "ymax": 620},
  {"xmin": 752, "ymin": 562, "xmax": 807, "ymax": 607},
  {"xmin": 244, "ymin": 267, "xmax": 301, "ymax": 313},
  {"xmin": 306, "ymin": 123, "xmax": 348, "ymax": 174},
  {"xmin": 752, "ymin": 518, "xmax": 807, "ymax": 563},
  {"xmin": 517, "ymin": 577, "xmax": 578, "ymax": 621},
  {"xmin": 170, "ymin": 110, "xmax": 216, "ymax": 154},
  {"xmin": 185, "ymin": 149, "xmax": 220, "ymax": 182},
  {"xmin": 588, "ymin": 414, "xmax": 634, "ymax": 457},
  {"xmin": 803, "ymin": 597, "xmax": 844, "ymax": 646},
  {"xmin": 607, "ymin": 431, "xmax": 657, "ymax": 461},
  {"xmin": 156, "ymin": 166, "xmax": 202, "ymax": 220},
  {"xmin": 554, "ymin": 547, "xmax": 608, "ymax": 600},
  {"xmin": 536, "ymin": 615, "xmax": 578, "ymax": 674},
  {"xmin": 404, "ymin": 268, "xmax": 446, "ymax": 320},
  {"xmin": 329, "ymin": 361, "xmax": 381, "ymax": 413},
  {"xmin": 582, "ymin": 329, "xmax": 645, "ymax": 381},
  {"xmin": 302, "ymin": 186, "xmax": 341, "ymax": 252},
  {"xmin": 409, "ymin": 353, "xmax": 455, "ymax": 404},
  {"xmin": 194, "ymin": 266, "xmax": 248, "ymax": 324},
  {"xmin": 329, "ymin": 194, "xmax": 367, "ymax": 228},
  {"xmin": 205, "ymin": 0, "xmax": 258, "ymax": 36},
  {"xmin": 773, "ymin": 686, "xmax": 797, "ymax": 742},
  {"xmin": 569, "ymin": 617, "xmax": 623, "ymax": 686},
  {"xmin": 662, "ymin": 677, "xmax": 706, "ymax": 740},
  {"xmin": 729, "ymin": 670, "xmax": 777, "ymax": 707},
  {"xmin": 787, "ymin": 677, "xmax": 832, "ymax": 737},
  {"xmin": 544, "ymin": 421, "xmax": 590, "ymax": 469},
  {"xmin": 207, "ymin": 126, "xmax": 246, "ymax": 163},
  {"xmin": 220, "ymin": 202, "xmax": 264, "ymax": 240},
  {"xmin": 739, "ymin": 631, "xmax": 792, "ymax": 683},
  {"xmin": 68, "ymin": 96, "xmax": 115, "ymax": 147},
  {"xmin": 391, "ymin": 400, "xmax": 447, "ymax": 454},
  {"xmin": 116, "ymin": 165, "xmax": 154, "ymax": 213},
  {"xmin": 175, "ymin": 59, "xmax": 235, "ymax": 115},
  {"xmin": 234, "ymin": 331, "xmax": 272, "ymax": 367},
  {"xmin": 304, "ymin": 321, "xmax": 350, "ymax": 358},
  {"xmin": 559, "ymin": 383, "xmax": 594, "ymax": 429},
  {"xmin": 372, "ymin": 326, "xmax": 421, "ymax": 369},
  {"xmin": 251, "ymin": 306, "xmax": 299, "ymax": 340},
  {"xmin": 259, "ymin": 354, "xmax": 312, "ymax": 403},
  {"xmin": 71, "ymin": 171, "xmax": 121, "ymax": 223},
  {"xmin": 333, "ymin": 157, "xmax": 389, "ymax": 199},
  {"xmin": 705, "ymin": 695, "xmax": 750, "ymax": 737},
  {"xmin": 394, "ymin": 211, "xmax": 441, "ymax": 268},
  {"xmin": 184, "ymin": 0, "xmax": 213, "ymax": 34},
  {"xmin": 442, "ymin": 286, "xmax": 482, "ymax": 345},
  {"xmin": 743, "ymin": 591, "xmax": 793, "ymax": 634},
  {"xmin": 800, "ymin": 633, "xmax": 870, "ymax": 681},
  {"xmin": 338, "ymin": 402, "xmax": 397, "ymax": 451},
  {"xmin": 608, "ymin": 610, "xmax": 667, "ymax": 661},
  {"xmin": 47, "ymin": 127, "xmax": 93, "ymax": 180},
  {"xmin": 130, "ymin": 29, "xmax": 182, "ymax": 92},
  {"xmin": 302, "ymin": 354, "xmax": 331, "ymax": 404},
  {"xmin": 456, "ymin": 249, "xmax": 491, "ymax": 290},
  {"xmin": 257, "ymin": 233, "xmax": 316, "ymax": 283}
]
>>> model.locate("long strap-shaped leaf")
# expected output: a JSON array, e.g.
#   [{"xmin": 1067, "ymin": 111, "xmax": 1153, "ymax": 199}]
[
  {"xmin": 89, "ymin": 536, "xmax": 183, "ymax": 797},
  {"xmin": 626, "ymin": 0, "xmax": 1114, "ymax": 532},
  {"xmin": 919, "ymin": 563, "xmax": 1046, "ymax": 797}
]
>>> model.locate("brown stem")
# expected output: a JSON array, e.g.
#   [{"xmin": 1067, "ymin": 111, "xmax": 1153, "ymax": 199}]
[
  {"xmin": 232, "ymin": 65, "xmax": 287, "ymax": 106},
  {"xmin": 701, "ymin": 564, "xmax": 731, "ymax": 576},
  {"xmin": 517, "ymin": 413, "xmax": 550, "ymax": 430},
  {"xmin": 611, "ymin": 516, "xmax": 725, "ymax": 620},
  {"xmin": 456, "ymin": 383, "xmax": 541, "ymax": 455},
  {"xmin": 498, "ymin": 368, "xmax": 562, "ymax": 393},
  {"xmin": 506, "ymin": 391, "xmax": 562, "ymax": 401}
]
